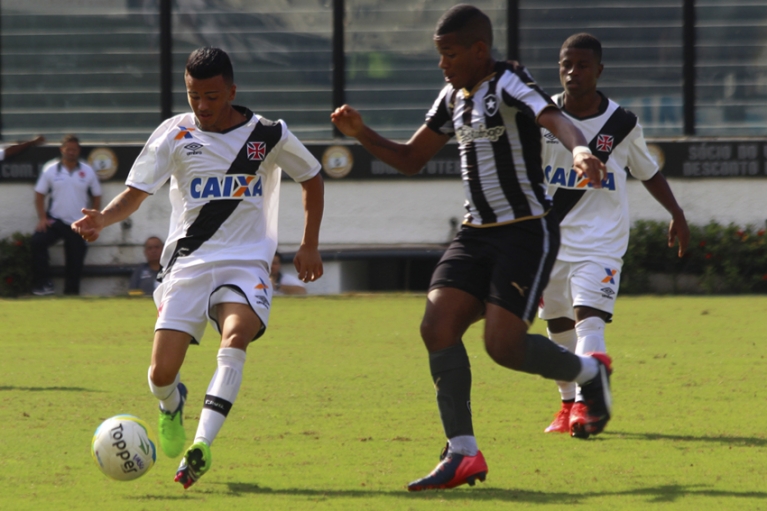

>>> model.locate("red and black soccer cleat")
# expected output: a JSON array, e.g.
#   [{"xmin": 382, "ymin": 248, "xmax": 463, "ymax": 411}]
[
  {"xmin": 570, "ymin": 353, "xmax": 613, "ymax": 439},
  {"xmin": 545, "ymin": 401, "xmax": 574, "ymax": 433},
  {"xmin": 407, "ymin": 450, "xmax": 488, "ymax": 491}
]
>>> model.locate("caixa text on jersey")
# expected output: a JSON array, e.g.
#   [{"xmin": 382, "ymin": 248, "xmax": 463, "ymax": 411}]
[
  {"xmin": 190, "ymin": 174, "xmax": 263, "ymax": 199},
  {"xmin": 544, "ymin": 166, "xmax": 616, "ymax": 190}
]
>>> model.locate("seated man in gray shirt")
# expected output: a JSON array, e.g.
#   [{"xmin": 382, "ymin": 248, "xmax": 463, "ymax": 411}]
[{"xmin": 129, "ymin": 236, "xmax": 163, "ymax": 295}]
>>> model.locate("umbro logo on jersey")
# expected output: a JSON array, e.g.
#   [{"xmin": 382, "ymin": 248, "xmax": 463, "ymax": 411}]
[
  {"xmin": 255, "ymin": 295, "xmax": 271, "ymax": 309},
  {"xmin": 543, "ymin": 130, "xmax": 559, "ymax": 143},
  {"xmin": 247, "ymin": 141, "xmax": 266, "ymax": 160},
  {"xmin": 601, "ymin": 268, "xmax": 617, "ymax": 284},
  {"xmin": 455, "ymin": 123, "xmax": 506, "ymax": 144},
  {"xmin": 596, "ymin": 134, "xmax": 614, "ymax": 153},
  {"xmin": 175, "ymin": 126, "xmax": 196, "ymax": 140},
  {"xmin": 484, "ymin": 94, "xmax": 499, "ymax": 116},
  {"xmin": 544, "ymin": 165, "xmax": 616, "ymax": 190},
  {"xmin": 600, "ymin": 287, "xmax": 615, "ymax": 299},
  {"xmin": 190, "ymin": 174, "xmax": 263, "ymax": 200},
  {"xmin": 184, "ymin": 142, "xmax": 203, "ymax": 155}
]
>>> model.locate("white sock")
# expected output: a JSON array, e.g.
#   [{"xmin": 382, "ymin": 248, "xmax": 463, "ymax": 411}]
[
  {"xmin": 548, "ymin": 328, "xmax": 577, "ymax": 401},
  {"xmin": 574, "ymin": 356, "xmax": 598, "ymax": 386},
  {"xmin": 448, "ymin": 435, "xmax": 478, "ymax": 456},
  {"xmin": 193, "ymin": 347, "xmax": 246, "ymax": 446},
  {"xmin": 575, "ymin": 317, "xmax": 607, "ymax": 355},
  {"xmin": 148, "ymin": 368, "xmax": 181, "ymax": 412}
]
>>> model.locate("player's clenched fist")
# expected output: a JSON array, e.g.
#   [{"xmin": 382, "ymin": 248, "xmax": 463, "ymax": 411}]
[
  {"xmin": 71, "ymin": 208, "xmax": 105, "ymax": 242},
  {"xmin": 330, "ymin": 105, "xmax": 364, "ymax": 138}
]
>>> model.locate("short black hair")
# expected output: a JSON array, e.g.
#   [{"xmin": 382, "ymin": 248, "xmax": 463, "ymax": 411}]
[
  {"xmin": 561, "ymin": 33, "xmax": 602, "ymax": 63},
  {"xmin": 185, "ymin": 47, "xmax": 234, "ymax": 84},
  {"xmin": 435, "ymin": 4, "xmax": 493, "ymax": 48},
  {"xmin": 61, "ymin": 134, "xmax": 79, "ymax": 146}
]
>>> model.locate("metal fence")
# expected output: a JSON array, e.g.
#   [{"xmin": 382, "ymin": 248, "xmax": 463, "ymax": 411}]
[{"xmin": 1, "ymin": 0, "xmax": 765, "ymax": 143}]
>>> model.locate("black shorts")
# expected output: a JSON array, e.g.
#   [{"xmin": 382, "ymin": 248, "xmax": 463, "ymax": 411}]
[{"xmin": 429, "ymin": 214, "xmax": 560, "ymax": 325}]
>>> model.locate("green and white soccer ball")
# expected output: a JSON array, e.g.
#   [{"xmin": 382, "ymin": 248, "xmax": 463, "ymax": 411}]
[{"xmin": 91, "ymin": 415, "xmax": 157, "ymax": 481}]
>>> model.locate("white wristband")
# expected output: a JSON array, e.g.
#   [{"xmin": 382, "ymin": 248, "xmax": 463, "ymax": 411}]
[{"xmin": 573, "ymin": 145, "xmax": 592, "ymax": 157}]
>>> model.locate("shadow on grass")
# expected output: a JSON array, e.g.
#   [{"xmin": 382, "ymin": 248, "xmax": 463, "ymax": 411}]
[
  {"xmin": 604, "ymin": 430, "xmax": 767, "ymax": 447},
  {"xmin": 0, "ymin": 385, "xmax": 101, "ymax": 392},
  {"xmin": 213, "ymin": 482, "xmax": 767, "ymax": 504}
]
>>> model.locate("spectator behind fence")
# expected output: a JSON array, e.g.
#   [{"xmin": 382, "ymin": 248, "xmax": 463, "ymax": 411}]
[
  {"xmin": 31, "ymin": 134, "xmax": 101, "ymax": 296},
  {"xmin": 129, "ymin": 236, "xmax": 164, "ymax": 296},
  {"xmin": 270, "ymin": 251, "xmax": 307, "ymax": 295}
]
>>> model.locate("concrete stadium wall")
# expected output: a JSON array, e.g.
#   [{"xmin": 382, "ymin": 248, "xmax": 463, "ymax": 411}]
[{"xmin": 2, "ymin": 177, "xmax": 765, "ymax": 295}]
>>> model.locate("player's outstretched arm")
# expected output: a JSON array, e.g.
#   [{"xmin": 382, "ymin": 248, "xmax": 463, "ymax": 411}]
[
  {"xmin": 294, "ymin": 173, "xmax": 324, "ymax": 283},
  {"xmin": 71, "ymin": 186, "xmax": 149, "ymax": 242},
  {"xmin": 5, "ymin": 135, "xmax": 45, "ymax": 159},
  {"xmin": 538, "ymin": 107, "xmax": 605, "ymax": 189},
  {"xmin": 641, "ymin": 172, "xmax": 690, "ymax": 257},
  {"xmin": 330, "ymin": 104, "xmax": 448, "ymax": 176}
]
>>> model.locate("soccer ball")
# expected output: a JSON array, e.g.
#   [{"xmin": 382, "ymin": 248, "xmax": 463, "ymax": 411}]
[{"xmin": 91, "ymin": 415, "xmax": 157, "ymax": 481}]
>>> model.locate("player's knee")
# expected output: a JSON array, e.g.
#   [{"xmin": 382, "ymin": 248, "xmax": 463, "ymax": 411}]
[
  {"xmin": 419, "ymin": 317, "xmax": 438, "ymax": 349},
  {"xmin": 420, "ymin": 316, "xmax": 454, "ymax": 352},
  {"xmin": 484, "ymin": 332, "xmax": 525, "ymax": 370},
  {"xmin": 148, "ymin": 363, "xmax": 176, "ymax": 387},
  {"xmin": 220, "ymin": 331, "xmax": 251, "ymax": 350}
]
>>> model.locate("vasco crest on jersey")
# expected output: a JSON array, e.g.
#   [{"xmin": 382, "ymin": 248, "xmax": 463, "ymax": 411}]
[
  {"xmin": 247, "ymin": 142, "xmax": 266, "ymax": 161},
  {"xmin": 596, "ymin": 134, "xmax": 614, "ymax": 153}
]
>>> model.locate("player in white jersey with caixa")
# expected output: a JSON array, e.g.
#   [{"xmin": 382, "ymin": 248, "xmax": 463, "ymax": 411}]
[
  {"xmin": 73, "ymin": 47, "xmax": 324, "ymax": 488},
  {"xmin": 539, "ymin": 33, "xmax": 689, "ymax": 437}
]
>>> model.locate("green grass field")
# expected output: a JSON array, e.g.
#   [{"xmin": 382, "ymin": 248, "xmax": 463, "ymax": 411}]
[{"xmin": 1, "ymin": 294, "xmax": 766, "ymax": 510}]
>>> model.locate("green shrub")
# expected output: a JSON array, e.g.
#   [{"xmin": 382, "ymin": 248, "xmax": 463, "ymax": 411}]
[
  {"xmin": 622, "ymin": 220, "xmax": 767, "ymax": 294},
  {"xmin": 0, "ymin": 232, "xmax": 34, "ymax": 297}
]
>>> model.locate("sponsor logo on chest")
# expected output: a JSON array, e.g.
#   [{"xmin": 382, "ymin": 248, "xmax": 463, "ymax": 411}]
[
  {"xmin": 190, "ymin": 174, "xmax": 263, "ymax": 199},
  {"xmin": 544, "ymin": 165, "xmax": 616, "ymax": 191},
  {"xmin": 455, "ymin": 123, "xmax": 506, "ymax": 144}
]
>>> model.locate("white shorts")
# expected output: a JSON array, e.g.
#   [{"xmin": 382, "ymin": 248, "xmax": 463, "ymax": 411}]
[
  {"xmin": 539, "ymin": 259, "xmax": 622, "ymax": 321},
  {"xmin": 153, "ymin": 261, "xmax": 272, "ymax": 344}
]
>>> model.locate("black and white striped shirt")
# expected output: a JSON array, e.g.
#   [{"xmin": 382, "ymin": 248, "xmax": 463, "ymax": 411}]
[{"xmin": 426, "ymin": 61, "xmax": 555, "ymax": 227}]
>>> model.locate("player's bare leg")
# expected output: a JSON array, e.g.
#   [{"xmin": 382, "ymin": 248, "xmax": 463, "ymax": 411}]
[
  {"xmin": 175, "ymin": 302, "xmax": 261, "ymax": 489},
  {"xmin": 484, "ymin": 304, "xmax": 612, "ymax": 439}
]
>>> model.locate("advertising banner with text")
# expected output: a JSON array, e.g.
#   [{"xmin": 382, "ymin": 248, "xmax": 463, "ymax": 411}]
[{"xmin": 1, "ymin": 139, "xmax": 766, "ymax": 183}]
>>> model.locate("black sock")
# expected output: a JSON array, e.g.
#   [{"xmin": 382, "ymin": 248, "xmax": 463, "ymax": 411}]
[
  {"xmin": 519, "ymin": 333, "xmax": 582, "ymax": 381},
  {"xmin": 429, "ymin": 342, "xmax": 473, "ymax": 438}
]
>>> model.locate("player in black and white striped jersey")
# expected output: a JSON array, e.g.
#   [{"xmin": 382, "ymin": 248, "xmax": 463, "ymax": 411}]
[
  {"xmin": 539, "ymin": 33, "xmax": 689, "ymax": 436},
  {"xmin": 332, "ymin": 4, "xmax": 612, "ymax": 491}
]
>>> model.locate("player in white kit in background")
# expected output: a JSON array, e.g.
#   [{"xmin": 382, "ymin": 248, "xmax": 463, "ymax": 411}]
[
  {"xmin": 72, "ymin": 47, "xmax": 324, "ymax": 487},
  {"xmin": 538, "ymin": 33, "xmax": 690, "ymax": 436}
]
